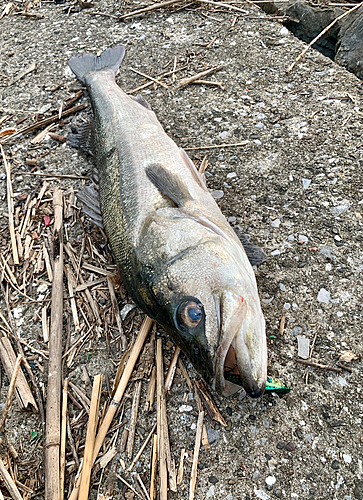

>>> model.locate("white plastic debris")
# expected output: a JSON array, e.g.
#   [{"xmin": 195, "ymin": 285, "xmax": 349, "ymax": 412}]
[
  {"xmin": 297, "ymin": 336, "xmax": 310, "ymax": 359},
  {"xmin": 317, "ymin": 288, "xmax": 330, "ymax": 304}
]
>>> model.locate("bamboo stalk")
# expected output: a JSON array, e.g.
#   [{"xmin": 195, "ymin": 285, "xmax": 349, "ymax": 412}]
[
  {"xmin": 0, "ymin": 354, "xmax": 23, "ymax": 431},
  {"xmin": 69, "ymin": 316, "xmax": 153, "ymax": 500},
  {"xmin": 45, "ymin": 189, "xmax": 64, "ymax": 500},
  {"xmin": 0, "ymin": 457, "xmax": 23, "ymax": 500},
  {"xmin": 149, "ymin": 434, "xmax": 158, "ymax": 500},
  {"xmin": 1, "ymin": 145, "xmax": 19, "ymax": 264},
  {"xmin": 59, "ymin": 378, "xmax": 68, "ymax": 500},
  {"xmin": 79, "ymin": 374, "xmax": 103, "ymax": 500},
  {"xmin": 189, "ymin": 411, "xmax": 204, "ymax": 500}
]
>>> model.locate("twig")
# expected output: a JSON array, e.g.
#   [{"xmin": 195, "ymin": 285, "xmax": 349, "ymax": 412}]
[
  {"xmin": 117, "ymin": 475, "xmax": 144, "ymax": 500},
  {"xmin": 149, "ymin": 434, "xmax": 158, "ymax": 500},
  {"xmin": 119, "ymin": 0, "xmax": 248, "ymax": 19},
  {"xmin": 0, "ymin": 103, "xmax": 88, "ymax": 144},
  {"xmin": 194, "ymin": 380, "xmax": 226, "ymax": 426},
  {"xmin": 23, "ymin": 172, "xmax": 89, "ymax": 180},
  {"xmin": 45, "ymin": 188, "xmax": 64, "ymax": 500},
  {"xmin": 0, "ymin": 354, "xmax": 23, "ymax": 431},
  {"xmin": 128, "ymin": 423, "xmax": 157, "ymax": 471},
  {"xmin": 119, "ymin": 0, "xmax": 191, "ymax": 19},
  {"xmin": 287, "ymin": 1, "xmax": 363, "ymax": 73},
  {"xmin": 164, "ymin": 346, "xmax": 181, "ymax": 392},
  {"xmin": 189, "ymin": 411, "xmax": 204, "ymax": 500},
  {"xmin": 0, "ymin": 457, "xmax": 23, "ymax": 500},
  {"xmin": 336, "ymin": 362, "xmax": 353, "ymax": 373},
  {"xmin": 184, "ymin": 140, "xmax": 248, "ymax": 150},
  {"xmin": 8, "ymin": 62, "xmax": 36, "ymax": 86},
  {"xmin": 136, "ymin": 473, "xmax": 151, "ymax": 500},
  {"xmin": 67, "ymin": 415, "xmax": 80, "ymax": 469},
  {"xmin": 60, "ymin": 379, "xmax": 68, "ymax": 500},
  {"xmin": 173, "ymin": 65, "xmax": 224, "ymax": 91},
  {"xmin": 107, "ymin": 277, "xmax": 127, "ymax": 350},
  {"xmin": 1, "ymin": 145, "xmax": 19, "ymax": 264},
  {"xmin": 79, "ymin": 374, "xmax": 103, "ymax": 500},
  {"xmin": 295, "ymin": 359, "xmax": 342, "ymax": 373},
  {"xmin": 129, "ymin": 68, "xmax": 169, "ymax": 89},
  {"xmin": 127, "ymin": 380, "xmax": 142, "ymax": 459},
  {"xmin": 279, "ymin": 315, "xmax": 285, "ymax": 335},
  {"xmin": 69, "ymin": 316, "xmax": 153, "ymax": 500},
  {"xmin": 178, "ymin": 358, "xmax": 193, "ymax": 390}
]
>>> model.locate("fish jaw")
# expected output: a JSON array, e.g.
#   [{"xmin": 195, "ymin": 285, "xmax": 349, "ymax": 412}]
[{"xmin": 214, "ymin": 290, "xmax": 267, "ymax": 398}]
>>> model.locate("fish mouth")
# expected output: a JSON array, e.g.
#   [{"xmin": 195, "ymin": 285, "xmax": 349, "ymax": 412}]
[{"xmin": 214, "ymin": 299, "xmax": 267, "ymax": 398}]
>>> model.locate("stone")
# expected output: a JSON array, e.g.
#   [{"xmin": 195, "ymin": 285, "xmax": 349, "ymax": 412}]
[
  {"xmin": 354, "ymin": 480, "xmax": 363, "ymax": 500},
  {"xmin": 336, "ymin": 13, "xmax": 363, "ymax": 80},
  {"xmin": 317, "ymin": 288, "xmax": 330, "ymax": 304},
  {"xmin": 331, "ymin": 460, "xmax": 340, "ymax": 470}
]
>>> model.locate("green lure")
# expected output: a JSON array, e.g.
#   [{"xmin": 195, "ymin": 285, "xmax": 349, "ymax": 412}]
[{"xmin": 224, "ymin": 374, "xmax": 291, "ymax": 396}]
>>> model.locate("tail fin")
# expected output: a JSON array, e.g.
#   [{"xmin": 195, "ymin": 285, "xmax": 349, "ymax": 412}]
[{"xmin": 68, "ymin": 45, "xmax": 126, "ymax": 84}]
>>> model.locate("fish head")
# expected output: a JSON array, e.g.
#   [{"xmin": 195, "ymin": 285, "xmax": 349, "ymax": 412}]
[{"xmin": 152, "ymin": 242, "xmax": 267, "ymax": 397}]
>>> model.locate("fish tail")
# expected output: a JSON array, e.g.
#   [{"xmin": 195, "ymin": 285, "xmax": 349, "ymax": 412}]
[{"xmin": 68, "ymin": 45, "xmax": 126, "ymax": 84}]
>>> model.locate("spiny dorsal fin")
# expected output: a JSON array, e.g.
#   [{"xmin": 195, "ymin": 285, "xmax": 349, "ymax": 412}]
[{"xmin": 130, "ymin": 94, "xmax": 152, "ymax": 110}]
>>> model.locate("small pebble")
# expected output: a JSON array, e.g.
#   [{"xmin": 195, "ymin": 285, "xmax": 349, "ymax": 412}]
[
  {"xmin": 266, "ymin": 476, "xmax": 276, "ymax": 486},
  {"xmin": 226, "ymin": 407, "xmax": 233, "ymax": 416},
  {"xmin": 209, "ymin": 476, "xmax": 219, "ymax": 484},
  {"xmin": 343, "ymin": 454, "xmax": 352, "ymax": 463},
  {"xmin": 276, "ymin": 442, "xmax": 285, "ymax": 450},
  {"xmin": 331, "ymin": 460, "xmax": 340, "ymax": 470},
  {"xmin": 211, "ymin": 190, "xmax": 224, "ymax": 200},
  {"xmin": 254, "ymin": 490, "xmax": 270, "ymax": 500},
  {"xmin": 274, "ymin": 490, "xmax": 282, "ymax": 498},
  {"xmin": 286, "ymin": 442, "xmax": 295, "ymax": 452},
  {"xmin": 206, "ymin": 485, "xmax": 215, "ymax": 498},
  {"xmin": 297, "ymin": 336, "xmax": 310, "ymax": 359},
  {"xmin": 317, "ymin": 288, "xmax": 330, "ymax": 304}
]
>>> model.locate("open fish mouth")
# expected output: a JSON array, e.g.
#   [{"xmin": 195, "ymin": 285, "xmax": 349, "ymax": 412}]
[{"xmin": 215, "ymin": 324, "xmax": 267, "ymax": 398}]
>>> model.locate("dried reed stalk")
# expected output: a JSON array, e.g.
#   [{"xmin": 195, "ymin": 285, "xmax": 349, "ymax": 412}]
[
  {"xmin": 189, "ymin": 411, "xmax": 204, "ymax": 500},
  {"xmin": 79, "ymin": 374, "xmax": 103, "ymax": 500},
  {"xmin": 164, "ymin": 346, "xmax": 180, "ymax": 392},
  {"xmin": 69, "ymin": 316, "xmax": 153, "ymax": 500},
  {"xmin": 156, "ymin": 339, "xmax": 168, "ymax": 500},
  {"xmin": 149, "ymin": 434, "xmax": 158, "ymax": 500},
  {"xmin": 0, "ymin": 457, "xmax": 23, "ymax": 500},
  {"xmin": 1, "ymin": 145, "xmax": 19, "ymax": 264},
  {"xmin": 59, "ymin": 378, "xmax": 68, "ymax": 500},
  {"xmin": 0, "ymin": 354, "xmax": 23, "ymax": 431},
  {"xmin": 45, "ymin": 189, "xmax": 64, "ymax": 500},
  {"xmin": 128, "ymin": 422, "xmax": 157, "ymax": 472},
  {"xmin": 127, "ymin": 380, "xmax": 142, "ymax": 458}
]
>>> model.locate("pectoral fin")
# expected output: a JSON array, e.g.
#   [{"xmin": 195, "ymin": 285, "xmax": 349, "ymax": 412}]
[
  {"xmin": 145, "ymin": 163, "xmax": 193, "ymax": 207},
  {"xmin": 233, "ymin": 227, "xmax": 267, "ymax": 266}
]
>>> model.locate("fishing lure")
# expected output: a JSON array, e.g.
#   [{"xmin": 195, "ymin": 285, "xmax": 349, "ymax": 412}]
[{"xmin": 224, "ymin": 373, "xmax": 291, "ymax": 396}]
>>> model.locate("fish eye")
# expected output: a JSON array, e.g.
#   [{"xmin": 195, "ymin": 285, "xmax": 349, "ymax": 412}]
[{"xmin": 178, "ymin": 300, "xmax": 203, "ymax": 328}]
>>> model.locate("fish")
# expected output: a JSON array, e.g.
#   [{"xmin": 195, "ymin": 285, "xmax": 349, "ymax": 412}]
[{"xmin": 68, "ymin": 45, "xmax": 268, "ymax": 397}]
